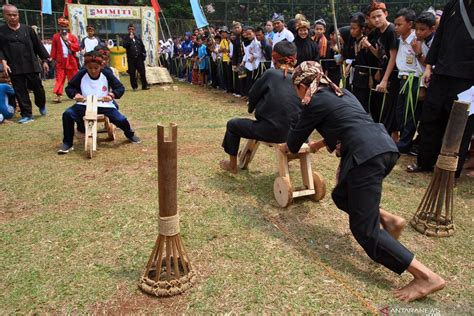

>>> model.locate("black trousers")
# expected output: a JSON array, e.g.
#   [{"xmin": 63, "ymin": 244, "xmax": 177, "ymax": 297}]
[
  {"xmin": 456, "ymin": 115, "xmax": 474, "ymax": 178},
  {"xmin": 10, "ymin": 72, "xmax": 46, "ymax": 118},
  {"xmin": 210, "ymin": 59, "xmax": 218, "ymax": 88},
  {"xmin": 332, "ymin": 152, "xmax": 414, "ymax": 275},
  {"xmin": 127, "ymin": 57, "xmax": 148, "ymax": 89},
  {"xmin": 223, "ymin": 62, "xmax": 232, "ymax": 93},
  {"xmin": 243, "ymin": 69, "xmax": 255, "ymax": 97},
  {"xmin": 222, "ymin": 118, "xmax": 287, "ymax": 156},
  {"xmin": 417, "ymin": 74, "xmax": 474, "ymax": 170}
]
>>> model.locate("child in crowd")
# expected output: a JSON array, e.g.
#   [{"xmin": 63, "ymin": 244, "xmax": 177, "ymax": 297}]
[
  {"xmin": 197, "ymin": 37, "xmax": 209, "ymax": 86},
  {"xmin": 0, "ymin": 64, "xmax": 15, "ymax": 124},
  {"xmin": 348, "ymin": 12, "xmax": 371, "ymax": 112},
  {"xmin": 242, "ymin": 26, "xmax": 262, "ymax": 96},
  {"xmin": 58, "ymin": 51, "xmax": 140, "ymax": 154},
  {"xmin": 394, "ymin": 8, "xmax": 422, "ymax": 155},
  {"xmin": 362, "ymin": 1, "xmax": 400, "ymax": 140},
  {"xmin": 80, "ymin": 25, "xmax": 102, "ymax": 54},
  {"xmin": 312, "ymin": 19, "xmax": 328, "ymax": 58},
  {"xmin": 322, "ymin": 25, "xmax": 343, "ymax": 85}
]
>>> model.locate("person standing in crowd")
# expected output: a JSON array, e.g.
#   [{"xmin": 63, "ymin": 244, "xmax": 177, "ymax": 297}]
[
  {"xmin": 322, "ymin": 25, "xmax": 343, "ymax": 85},
  {"xmin": 231, "ymin": 21, "xmax": 244, "ymax": 97},
  {"xmin": 0, "ymin": 4, "xmax": 49, "ymax": 124},
  {"xmin": 264, "ymin": 21, "xmax": 275, "ymax": 43},
  {"xmin": 312, "ymin": 19, "xmax": 328, "ymax": 58},
  {"xmin": 122, "ymin": 23, "xmax": 149, "ymax": 91},
  {"xmin": 0, "ymin": 63, "xmax": 15, "ymax": 124},
  {"xmin": 218, "ymin": 27, "xmax": 232, "ymax": 93},
  {"xmin": 271, "ymin": 14, "xmax": 295, "ymax": 48},
  {"xmin": 393, "ymin": 8, "xmax": 422, "ymax": 155},
  {"xmin": 181, "ymin": 32, "xmax": 193, "ymax": 82},
  {"xmin": 51, "ymin": 17, "xmax": 80, "ymax": 104},
  {"xmin": 348, "ymin": 12, "xmax": 371, "ymax": 112},
  {"xmin": 241, "ymin": 26, "xmax": 262, "ymax": 96},
  {"xmin": 362, "ymin": 1, "xmax": 400, "ymax": 140},
  {"xmin": 407, "ymin": 0, "xmax": 474, "ymax": 174},
  {"xmin": 294, "ymin": 19, "xmax": 319, "ymax": 66},
  {"xmin": 255, "ymin": 27, "xmax": 273, "ymax": 72},
  {"xmin": 434, "ymin": 10, "xmax": 443, "ymax": 29},
  {"xmin": 80, "ymin": 25, "xmax": 102, "ymax": 54},
  {"xmin": 197, "ymin": 36, "xmax": 209, "ymax": 86}
]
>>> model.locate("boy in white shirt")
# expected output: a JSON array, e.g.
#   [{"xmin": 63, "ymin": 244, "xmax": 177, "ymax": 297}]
[
  {"xmin": 394, "ymin": 8, "xmax": 422, "ymax": 154},
  {"xmin": 58, "ymin": 51, "xmax": 140, "ymax": 154},
  {"xmin": 242, "ymin": 26, "xmax": 262, "ymax": 95}
]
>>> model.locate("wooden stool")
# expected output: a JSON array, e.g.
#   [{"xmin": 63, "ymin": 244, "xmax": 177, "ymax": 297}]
[
  {"xmin": 83, "ymin": 95, "xmax": 116, "ymax": 159},
  {"xmin": 238, "ymin": 139, "xmax": 326, "ymax": 207}
]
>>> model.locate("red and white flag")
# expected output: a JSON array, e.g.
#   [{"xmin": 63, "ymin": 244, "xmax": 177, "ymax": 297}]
[{"xmin": 151, "ymin": 0, "xmax": 161, "ymax": 20}]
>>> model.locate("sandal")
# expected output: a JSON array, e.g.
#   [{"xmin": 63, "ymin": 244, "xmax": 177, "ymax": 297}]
[{"xmin": 406, "ymin": 163, "xmax": 431, "ymax": 173}]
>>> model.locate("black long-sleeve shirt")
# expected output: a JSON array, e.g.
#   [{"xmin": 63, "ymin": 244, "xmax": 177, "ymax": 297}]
[
  {"xmin": 248, "ymin": 68, "xmax": 301, "ymax": 138},
  {"xmin": 231, "ymin": 35, "xmax": 244, "ymax": 66},
  {"xmin": 426, "ymin": 0, "xmax": 474, "ymax": 79},
  {"xmin": 287, "ymin": 87, "xmax": 398, "ymax": 182},
  {"xmin": 122, "ymin": 35, "xmax": 146, "ymax": 61},
  {"xmin": 0, "ymin": 24, "xmax": 49, "ymax": 75}
]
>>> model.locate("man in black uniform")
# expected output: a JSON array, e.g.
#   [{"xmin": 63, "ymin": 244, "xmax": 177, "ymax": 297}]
[
  {"xmin": 282, "ymin": 61, "xmax": 445, "ymax": 302},
  {"xmin": 408, "ymin": 0, "xmax": 474, "ymax": 173},
  {"xmin": 219, "ymin": 41, "xmax": 301, "ymax": 173},
  {"xmin": 122, "ymin": 23, "xmax": 149, "ymax": 91},
  {"xmin": 0, "ymin": 4, "xmax": 50, "ymax": 124}
]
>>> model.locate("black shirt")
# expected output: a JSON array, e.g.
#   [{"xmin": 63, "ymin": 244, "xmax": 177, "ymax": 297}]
[
  {"xmin": 232, "ymin": 35, "xmax": 244, "ymax": 66},
  {"xmin": 372, "ymin": 23, "xmax": 398, "ymax": 72},
  {"xmin": 122, "ymin": 35, "xmax": 146, "ymax": 61},
  {"xmin": 0, "ymin": 24, "xmax": 49, "ymax": 75},
  {"xmin": 248, "ymin": 68, "xmax": 302, "ymax": 139},
  {"xmin": 287, "ymin": 87, "xmax": 398, "ymax": 182},
  {"xmin": 295, "ymin": 35, "xmax": 320, "ymax": 66},
  {"xmin": 426, "ymin": 0, "xmax": 474, "ymax": 79}
]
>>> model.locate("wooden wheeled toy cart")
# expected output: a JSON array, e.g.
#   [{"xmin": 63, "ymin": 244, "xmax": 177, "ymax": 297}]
[
  {"xmin": 83, "ymin": 95, "xmax": 116, "ymax": 159},
  {"xmin": 238, "ymin": 139, "xmax": 326, "ymax": 207}
]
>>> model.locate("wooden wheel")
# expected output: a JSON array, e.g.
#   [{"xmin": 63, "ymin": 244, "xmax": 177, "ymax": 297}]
[
  {"xmin": 273, "ymin": 176, "xmax": 293, "ymax": 207},
  {"xmin": 311, "ymin": 171, "xmax": 326, "ymax": 201},
  {"xmin": 87, "ymin": 135, "xmax": 94, "ymax": 159}
]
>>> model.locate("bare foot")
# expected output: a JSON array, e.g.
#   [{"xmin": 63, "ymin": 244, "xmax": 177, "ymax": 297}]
[
  {"xmin": 380, "ymin": 208, "xmax": 406, "ymax": 240},
  {"xmin": 394, "ymin": 259, "xmax": 446, "ymax": 302},
  {"xmin": 219, "ymin": 160, "xmax": 237, "ymax": 174}
]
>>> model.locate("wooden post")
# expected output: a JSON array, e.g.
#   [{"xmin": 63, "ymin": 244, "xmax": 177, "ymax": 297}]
[
  {"xmin": 410, "ymin": 101, "xmax": 470, "ymax": 237},
  {"xmin": 138, "ymin": 123, "xmax": 195, "ymax": 297}
]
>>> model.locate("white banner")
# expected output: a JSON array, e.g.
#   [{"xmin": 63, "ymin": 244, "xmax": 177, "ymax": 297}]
[{"xmin": 87, "ymin": 5, "xmax": 141, "ymax": 20}]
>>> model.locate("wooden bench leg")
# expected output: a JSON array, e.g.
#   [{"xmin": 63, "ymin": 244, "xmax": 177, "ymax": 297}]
[{"xmin": 238, "ymin": 139, "xmax": 260, "ymax": 170}]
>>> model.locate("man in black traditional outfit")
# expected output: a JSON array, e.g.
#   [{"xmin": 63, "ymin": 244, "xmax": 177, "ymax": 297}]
[
  {"xmin": 0, "ymin": 4, "xmax": 50, "ymax": 124},
  {"xmin": 219, "ymin": 41, "xmax": 301, "ymax": 173},
  {"xmin": 281, "ymin": 61, "xmax": 445, "ymax": 303}
]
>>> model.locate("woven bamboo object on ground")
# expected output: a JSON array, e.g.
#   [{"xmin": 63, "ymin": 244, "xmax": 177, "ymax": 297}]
[
  {"xmin": 138, "ymin": 123, "xmax": 195, "ymax": 297},
  {"xmin": 410, "ymin": 101, "xmax": 471, "ymax": 237},
  {"xmin": 146, "ymin": 66, "xmax": 173, "ymax": 84}
]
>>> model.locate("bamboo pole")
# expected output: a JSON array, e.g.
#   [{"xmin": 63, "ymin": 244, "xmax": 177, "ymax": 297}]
[{"xmin": 410, "ymin": 101, "xmax": 470, "ymax": 237}]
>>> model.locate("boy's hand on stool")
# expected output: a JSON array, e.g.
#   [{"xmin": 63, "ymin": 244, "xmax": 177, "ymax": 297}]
[
  {"xmin": 101, "ymin": 95, "xmax": 113, "ymax": 102},
  {"xmin": 74, "ymin": 94, "xmax": 85, "ymax": 102}
]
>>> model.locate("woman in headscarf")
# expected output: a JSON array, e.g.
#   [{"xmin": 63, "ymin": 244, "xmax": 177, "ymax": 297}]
[
  {"xmin": 281, "ymin": 61, "xmax": 445, "ymax": 303},
  {"xmin": 294, "ymin": 19, "xmax": 319, "ymax": 66}
]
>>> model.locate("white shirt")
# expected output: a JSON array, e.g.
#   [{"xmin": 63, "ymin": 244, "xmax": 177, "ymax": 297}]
[
  {"xmin": 272, "ymin": 27, "xmax": 294, "ymax": 47},
  {"xmin": 77, "ymin": 73, "xmax": 115, "ymax": 108},
  {"xmin": 60, "ymin": 37, "xmax": 69, "ymax": 58},
  {"xmin": 396, "ymin": 31, "xmax": 422, "ymax": 77},
  {"xmin": 44, "ymin": 43, "xmax": 52, "ymax": 54},
  {"xmin": 243, "ymin": 39, "xmax": 262, "ymax": 71},
  {"xmin": 83, "ymin": 37, "xmax": 99, "ymax": 53}
]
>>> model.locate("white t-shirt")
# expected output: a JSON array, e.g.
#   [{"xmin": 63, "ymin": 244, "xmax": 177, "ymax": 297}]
[
  {"xmin": 77, "ymin": 72, "xmax": 115, "ymax": 108},
  {"xmin": 83, "ymin": 37, "xmax": 99, "ymax": 53},
  {"xmin": 272, "ymin": 27, "xmax": 294, "ymax": 47},
  {"xmin": 396, "ymin": 31, "xmax": 422, "ymax": 77},
  {"xmin": 243, "ymin": 39, "xmax": 262, "ymax": 71},
  {"xmin": 60, "ymin": 37, "xmax": 69, "ymax": 58}
]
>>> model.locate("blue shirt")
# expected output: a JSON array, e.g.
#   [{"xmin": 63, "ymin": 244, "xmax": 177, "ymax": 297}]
[
  {"xmin": 198, "ymin": 44, "xmax": 209, "ymax": 70},
  {"xmin": 0, "ymin": 83, "xmax": 15, "ymax": 120}
]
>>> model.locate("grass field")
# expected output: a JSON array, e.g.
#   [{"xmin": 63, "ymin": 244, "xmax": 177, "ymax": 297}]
[{"xmin": 0, "ymin": 78, "xmax": 472, "ymax": 314}]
